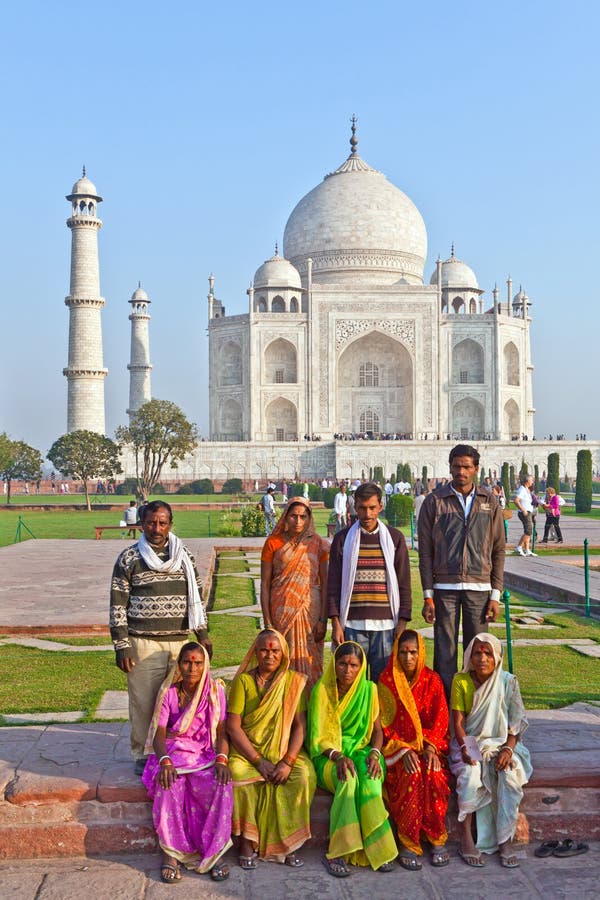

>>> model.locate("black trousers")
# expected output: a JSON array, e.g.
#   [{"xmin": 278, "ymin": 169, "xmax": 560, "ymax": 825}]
[
  {"xmin": 543, "ymin": 515, "xmax": 563, "ymax": 542},
  {"xmin": 433, "ymin": 588, "xmax": 490, "ymax": 698}
]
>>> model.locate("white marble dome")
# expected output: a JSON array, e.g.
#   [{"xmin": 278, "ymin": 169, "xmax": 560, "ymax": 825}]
[
  {"xmin": 430, "ymin": 250, "xmax": 479, "ymax": 289},
  {"xmin": 254, "ymin": 251, "xmax": 302, "ymax": 289},
  {"xmin": 283, "ymin": 148, "xmax": 427, "ymax": 286},
  {"xmin": 131, "ymin": 285, "xmax": 149, "ymax": 302},
  {"xmin": 68, "ymin": 174, "xmax": 101, "ymax": 199}
]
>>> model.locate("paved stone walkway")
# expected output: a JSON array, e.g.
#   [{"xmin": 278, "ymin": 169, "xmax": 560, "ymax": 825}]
[{"xmin": 0, "ymin": 842, "xmax": 598, "ymax": 900}]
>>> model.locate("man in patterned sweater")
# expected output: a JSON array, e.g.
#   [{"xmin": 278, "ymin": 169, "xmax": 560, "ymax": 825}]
[
  {"xmin": 327, "ymin": 482, "xmax": 412, "ymax": 681},
  {"xmin": 110, "ymin": 500, "xmax": 211, "ymax": 774}
]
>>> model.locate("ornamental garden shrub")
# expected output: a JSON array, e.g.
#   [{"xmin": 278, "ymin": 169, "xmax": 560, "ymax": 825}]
[
  {"xmin": 241, "ymin": 503, "xmax": 266, "ymax": 536},
  {"xmin": 384, "ymin": 494, "xmax": 413, "ymax": 527},
  {"xmin": 221, "ymin": 477, "xmax": 243, "ymax": 494},
  {"xmin": 575, "ymin": 449, "xmax": 592, "ymax": 513},
  {"xmin": 322, "ymin": 487, "xmax": 337, "ymax": 508},
  {"xmin": 547, "ymin": 452, "xmax": 560, "ymax": 491}
]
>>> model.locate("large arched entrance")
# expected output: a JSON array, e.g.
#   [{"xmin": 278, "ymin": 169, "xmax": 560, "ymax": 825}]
[
  {"xmin": 264, "ymin": 397, "xmax": 298, "ymax": 441},
  {"xmin": 337, "ymin": 332, "xmax": 413, "ymax": 435}
]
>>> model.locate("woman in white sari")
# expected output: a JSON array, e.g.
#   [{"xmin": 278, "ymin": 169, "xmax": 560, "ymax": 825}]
[{"xmin": 449, "ymin": 633, "xmax": 532, "ymax": 869}]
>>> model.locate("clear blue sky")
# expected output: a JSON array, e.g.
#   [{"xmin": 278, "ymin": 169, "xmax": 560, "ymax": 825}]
[{"xmin": 1, "ymin": 0, "xmax": 598, "ymax": 453}]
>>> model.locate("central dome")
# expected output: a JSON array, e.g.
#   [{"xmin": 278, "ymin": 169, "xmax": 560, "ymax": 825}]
[{"xmin": 283, "ymin": 131, "xmax": 427, "ymax": 286}]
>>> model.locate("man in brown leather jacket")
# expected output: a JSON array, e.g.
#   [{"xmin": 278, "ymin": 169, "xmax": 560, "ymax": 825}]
[{"xmin": 418, "ymin": 445, "xmax": 505, "ymax": 696}]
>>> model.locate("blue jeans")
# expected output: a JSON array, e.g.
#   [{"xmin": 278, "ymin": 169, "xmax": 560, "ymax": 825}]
[{"xmin": 343, "ymin": 626, "xmax": 395, "ymax": 682}]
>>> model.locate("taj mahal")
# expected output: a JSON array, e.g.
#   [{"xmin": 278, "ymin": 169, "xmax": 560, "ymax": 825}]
[{"xmin": 61, "ymin": 124, "xmax": 598, "ymax": 481}]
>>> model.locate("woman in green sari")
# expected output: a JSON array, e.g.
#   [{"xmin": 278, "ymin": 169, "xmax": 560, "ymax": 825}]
[
  {"xmin": 307, "ymin": 641, "xmax": 397, "ymax": 878},
  {"xmin": 227, "ymin": 629, "xmax": 316, "ymax": 869}
]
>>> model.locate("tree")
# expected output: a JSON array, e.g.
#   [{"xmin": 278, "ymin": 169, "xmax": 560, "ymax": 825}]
[
  {"xmin": 421, "ymin": 465, "xmax": 428, "ymax": 487},
  {"xmin": 519, "ymin": 457, "xmax": 529, "ymax": 482},
  {"xmin": 115, "ymin": 400, "xmax": 198, "ymax": 502},
  {"xmin": 47, "ymin": 430, "xmax": 122, "ymax": 511},
  {"xmin": 534, "ymin": 464, "xmax": 540, "ymax": 493},
  {"xmin": 373, "ymin": 465, "xmax": 384, "ymax": 485},
  {"xmin": 0, "ymin": 434, "xmax": 43, "ymax": 505},
  {"xmin": 547, "ymin": 452, "xmax": 560, "ymax": 491},
  {"xmin": 575, "ymin": 449, "xmax": 592, "ymax": 513},
  {"xmin": 509, "ymin": 465, "xmax": 516, "ymax": 492}
]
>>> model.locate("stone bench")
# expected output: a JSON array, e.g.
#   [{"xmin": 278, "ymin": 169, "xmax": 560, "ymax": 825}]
[{"xmin": 94, "ymin": 525, "xmax": 142, "ymax": 540}]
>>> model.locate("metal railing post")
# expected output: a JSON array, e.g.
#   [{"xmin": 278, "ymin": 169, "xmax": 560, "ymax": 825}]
[
  {"xmin": 584, "ymin": 538, "xmax": 590, "ymax": 617},
  {"xmin": 503, "ymin": 589, "xmax": 513, "ymax": 673},
  {"xmin": 410, "ymin": 511, "xmax": 415, "ymax": 550}
]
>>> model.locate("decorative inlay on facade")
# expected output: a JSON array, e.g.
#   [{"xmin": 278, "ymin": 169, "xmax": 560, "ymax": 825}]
[
  {"xmin": 292, "ymin": 249, "xmax": 423, "ymax": 278},
  {"xmin": 451, "ymin": 332, "xmax": 485, "ymax": 348},
  {"xmin": 64, "ymin": 296, "xmax": 106, "ymax": 308},
  {"xmin": 335, "ymin": 318, "xmax": 415, "ymax": 353},
  {"xmin": 451, "ymin": 391, "xmax": 487, "ymax": 403},
  {"xmin": 63, "ymin": 368, "xmax": 108, "ymax": 377}
]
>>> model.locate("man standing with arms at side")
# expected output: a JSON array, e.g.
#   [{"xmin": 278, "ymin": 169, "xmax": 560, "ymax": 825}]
[
  {"xmin": 261, "ymin": 485, "xmax": 276, "ymax": 535},
  {"xmin": 327, "ymin": 482, "xmax": 412, "ymax": 681},
  {"xmin": 110, "ymin": 500, "xmax": 211, "ymax": 775},
  {"xmin": 418, "ymin": 445, "xmax": 505, "ymax": 697},
  {"xmin": 514, "ymin": 474, "xmax": 537, "ymax": 557},
  {"xmin": 333, "ymin": 481, "xmax": 348, "ymax": 532}
]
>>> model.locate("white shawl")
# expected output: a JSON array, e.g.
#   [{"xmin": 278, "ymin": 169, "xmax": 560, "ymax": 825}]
[
  {"xmin": 138, "ymin": 532, "xmax": 206, "ymax": 630},
  {"xmin": 339, "ymin": 520, "xmax": 400, "ymax": 627}
]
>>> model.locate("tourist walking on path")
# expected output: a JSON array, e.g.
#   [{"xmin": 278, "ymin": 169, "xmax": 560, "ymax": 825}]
[
  {"xmin": 514, "ymin": 475, "xmax": 537, "ymax": 556},
  {"xmin": 261, "ymin": 486, "xmax": 276, "ymax": 535},
  {"xmin": 378, "ymin": 630, "xmax": 451, "ymax": 871},
  {"xmin": 227, "ymin": 629, "xmax": 316, "ymax": 868},
  {"xmin": 110, "ymin": 500, "xmax": 211, "ymax": 775},
  {"xmin": 334, "ymin": 483, "xmax": 348, "ymax": 532},
  {"xmin": 540, "ymin": 487, "xmax": 564, "ymax": 544},
  {"xmin": 308, "ymin": 641, "xmax": 398, "ymax": 877},
  {"xmin": 418, "ymin": 444, "xmax": 505, "ymax": 698},
  {"xmin": 327, "ymin": 482, "xmax": 412, "ymax": 682},
  {"xmin": 261, "ymin": 497, "xmax": 330, "ymax": 689},
  {"xmin": 449, "ymin": 633, "xmax": 532, "ymax": 869},
  {"xmin": 142, "ymin": 642, "xmax": 233, "ymax": 884}
]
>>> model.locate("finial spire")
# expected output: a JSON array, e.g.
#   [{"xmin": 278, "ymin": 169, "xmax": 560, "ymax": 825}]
[
  {"xmin": 82, "ymin": 164, "xmax": 86, "ymax": 177},
  {"xmin": 275, "ymin": 240, "xmax": 279, "ymax": 256},
  {"xmin": 349, "ymin": 114, "xmax": 358, "ymax": 156},
  {"xmin": 450, "ymin": 242, "xmax": 455, "ymax": 259},
  {"xmin": 138, "ymin": 280, "xmax": 141, "ymax": 289}
]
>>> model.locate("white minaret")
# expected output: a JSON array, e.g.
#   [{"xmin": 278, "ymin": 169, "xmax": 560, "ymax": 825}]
[
  {"xmin": 63, "ymin": 169, "xmax": 107, "ymax": 433},
  {"xmin": 127, "ymin": 283, "xmax": 152, "ymax": 419}
]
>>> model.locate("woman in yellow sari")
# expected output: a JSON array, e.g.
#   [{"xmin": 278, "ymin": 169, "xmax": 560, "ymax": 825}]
[
  {"xmin": 307, "ymin": 641, "xmax": 398, "ymax": 878},
  {"xmin": 227, "ymin": 629, "xmax": 316, "ymax": 869},
  {"xmin": 261, "ymin": 497, "xmax": 329, "ymax": 689}
]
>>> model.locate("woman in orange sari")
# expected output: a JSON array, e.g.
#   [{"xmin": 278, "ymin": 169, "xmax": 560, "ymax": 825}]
[
  {"xmin": 261, "ymin": 497, "xmax": 329, "ymax": 689},
  {"xmin": 378, "ymin": 630, "xmax": 450, "ymax": 870}
]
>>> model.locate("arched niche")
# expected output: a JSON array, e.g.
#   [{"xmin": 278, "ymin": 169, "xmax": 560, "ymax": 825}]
[
  {"xmin": 264, "ymin": 338, "xmax": 297, "ymax": 383},
  {"xmin": 504, "ymin": 341, "xmax": 520, "ymax": 385},
  {"xmin": 219, "ymin": 398, "xmax": 243, "ymax": 440},
  {"xmin": 504, "ymin": 398, "xmax": 520, "ymax": 438},
  {"xmin": 337, "ymin": 331, "xmax": 413, "ymax": 435},
  {"xmin": 290, "ymin": 297, "xmax": 299, "ymax": 312},
  {"xmin": 271, "ymin": 295, "xmax": 286, "ymax": 312},
  {"xmin": 265, "ymin": 397, "xmax": 297, "ymax": 441},
  {"xmin": 219, "ymin": 340, "xmax": 242, "ymax": 386},
  {"xmin": 452, "ymin": 397, "xmax": 484, "ymax": 439},
  {"xmin": 452, "ymin": 338, "xmax": 484, "ymax": 384}
]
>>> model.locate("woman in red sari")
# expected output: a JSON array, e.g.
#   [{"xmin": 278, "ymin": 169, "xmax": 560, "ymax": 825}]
[
  {"xmin": 260, "ymin": 498, "xmax": 329, "ymax": 689},
  {"xmin": 378, "ymin": 630, "xmax": 450, "ymax": 870}
]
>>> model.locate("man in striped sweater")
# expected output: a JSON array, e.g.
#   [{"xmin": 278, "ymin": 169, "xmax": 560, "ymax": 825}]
[
  {"xmin": 110, "ymin": 500, "xmax": 211, "ymax": 774},
  {"xmin": 327, "ymin": 483, "xmax": 412, "ymax": 681}
]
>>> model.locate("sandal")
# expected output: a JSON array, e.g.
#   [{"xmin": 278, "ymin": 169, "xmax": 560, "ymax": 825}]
[
  {"xmin": 284, "ymin": 852, "xmax": 304, "ymax": 868},
  {"xmin": 161, "ymin": 862, "xmax": 181, "ymax": 883},
  {"xmin": 239, "ymin": 854, "xmax": 257, "ymax": 870},
  {"xmin": 552, "ymin": 839, "xmax": 589, "ymax": 858},
  {"xmin": 458, "ymin": 848, "xmax": 484, "ymax": 868},
  {"xmin": 398, "ymin": 850, "xmax": 422, "ymax": 871},
  {"xmin": 323, "ymin": 856, "xmax": 351, "ymax": 878},
  {"xmin": 500, "ymin": 852, "xmax": 519, "ymax": 868},
  {"xmin": 431, "ymin": 846, "xmax": 450, "ymax": 867},
  {"xmin": 535, "ymin": 840, "xmax": 563, "ymax": 858},
  {"xmin": 378, "ymin": 860, "xmax": 395, "ymax": 872},
  {"xmin": 210, "ymin": 863, "xmax": 230, "ymax": 881}
]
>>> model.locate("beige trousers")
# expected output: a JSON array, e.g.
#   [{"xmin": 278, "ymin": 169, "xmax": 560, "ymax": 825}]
[{"xmin": 127, "ymin": 635, "xmax": 189, "ymax": 760}]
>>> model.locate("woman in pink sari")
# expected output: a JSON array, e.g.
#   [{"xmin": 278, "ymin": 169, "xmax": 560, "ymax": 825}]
[
  {"xmin": 142, "ymin": 642, "xmax": 233, "ymax": 883},
  {"xmin": 261, "ymin": 497, "xmax": 329, "ymax": 688}
]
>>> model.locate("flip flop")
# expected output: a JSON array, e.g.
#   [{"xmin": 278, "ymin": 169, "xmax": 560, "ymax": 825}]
[
  {"xmin": 552, "ymin": 839, "xmax": 589, "ymax": 858},
  {"xmin": 500, "ymin": 853, "xmax": 520, "ymax": 868},
  {"xmin": 323, "ymin": 856, "xmax": 351, "ymax": 878},
  {"xmin": 458, "ymin": 848, "xmax": 485, "ymax": 868},
  {"xmin": 210, "ymin": 863, "xmax": 230, "ymax": 881},
  {"xmin": 431, "ymin": 846, "xmax": 450, "ymax": 867},
  {"xmin": 535, "ymin": 840, "xmax": 563, "ymax": 858},
  {"xmin": 239, "ymin": 855, "xmax": 257, "ymax": 870},
  {"xmin": 398, "ymin": 850, "xmax": 422, "ymax": 871},
  {"xmin": 161, "ymin": 863, "xmax": 181, "ymax": 883},
  {"xmin": 284, "ymin": 853, "xmax": 304, "ymax": 868}
]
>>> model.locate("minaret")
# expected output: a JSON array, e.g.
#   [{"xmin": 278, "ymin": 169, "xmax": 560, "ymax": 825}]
[
  {"xmin": 63, "ymin": 168, "xmax": 107, "ymax": 433},
  {"xmin": 127, "ymin": 283, "xmax": 152, "ymax": 419}
]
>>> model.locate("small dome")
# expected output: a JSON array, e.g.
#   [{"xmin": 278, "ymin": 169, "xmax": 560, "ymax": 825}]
[
  {"xmin": 429, "ymin": 248, "xmax": 479, "ymax": 289},
  {"xmin": 66, "ymin": 169, "xmax": 102, "ymax": 202},
  {"xmin": 254, "ymin": 250, "xmax": 302, "ymax": 289},
  {"xmin": 131, "ymin": 285, "xmax": 149, "ymax": 302},
  {"xmin": 513, "ymin": 286, "xmax": 526, "ymax": 306}
]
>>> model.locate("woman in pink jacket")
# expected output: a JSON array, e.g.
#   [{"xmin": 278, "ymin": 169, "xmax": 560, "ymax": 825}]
[{"xmin": 540, "ymin": 487, "xmax": 563, "ymax": 544}]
